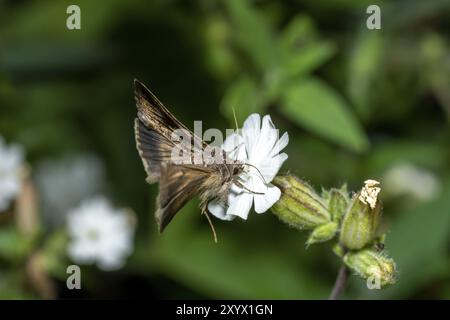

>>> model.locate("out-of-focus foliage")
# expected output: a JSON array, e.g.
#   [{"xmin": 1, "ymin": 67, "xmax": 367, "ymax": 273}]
[{"xmin": 0, "ymin": 0, "xmax": 449, "ymax": 299}]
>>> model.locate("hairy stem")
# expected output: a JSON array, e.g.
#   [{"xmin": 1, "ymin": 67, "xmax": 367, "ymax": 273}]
[{"xmin": 328, "ymin": 265, "xmax": 349, "ymax": 300}]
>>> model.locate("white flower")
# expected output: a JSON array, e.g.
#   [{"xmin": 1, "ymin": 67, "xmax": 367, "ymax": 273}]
[
  {"xmin": 67, "ymin": 196, "xmax": 135, "ymax": 271},
  {"xmin": 0, "ymin": 136, "xmax": 24, "ymax": 212},
  {"xmin": 208, "ymin": 114, "xmax": 289, "ymax": 220},
  {"xmin": 382, "ymin": 162, "xmax": 441, "ymax": 202}
]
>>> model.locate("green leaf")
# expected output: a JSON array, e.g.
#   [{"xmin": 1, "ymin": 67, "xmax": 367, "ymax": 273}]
[
  {"xmin": 347, "ymin": 32, "xmax": 384, "ymax": 118},
  {"xmin": 281, "ymin": 78, "xmax": 369, "ymax": 152},
  {"xmin": 224, "ymin": 0, "xmax": 275, "ymax": 71},
  {"xmin": 279, "ymin": 15, "xmax": 335, "ymax": 79},
  {"xmin": 279, "ymin": 15, "xmax": 315, "ymax": 49},
  {"xmin": 281, "ymin": 41, "xmax": 335, "ymax": 79}
]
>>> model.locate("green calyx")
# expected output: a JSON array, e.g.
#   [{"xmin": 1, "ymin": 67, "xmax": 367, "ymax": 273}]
[
  {"xmin": 271, "ymin": 175, "xmax": 331, "ymax": 230},
  {"xmin": 339, "ymin": 192, "xmax": 381, "ymax": 251}
]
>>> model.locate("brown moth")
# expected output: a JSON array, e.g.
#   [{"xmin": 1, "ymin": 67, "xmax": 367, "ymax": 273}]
[{"xmin": 134, "ymin": 80, "xmax": 250, "ymax": 233}]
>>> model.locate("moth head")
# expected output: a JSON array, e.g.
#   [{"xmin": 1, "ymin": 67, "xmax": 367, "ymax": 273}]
[{"xmin": 232, "ymin": 164, "xmax": 243, "ymax": 175}]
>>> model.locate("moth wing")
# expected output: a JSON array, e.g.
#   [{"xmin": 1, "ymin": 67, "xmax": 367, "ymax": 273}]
[
  {"xmin": 156, "ymin": 164, "xmax": 212, "ymax": 232},
  {"xmin": 134, "ymin": 118, "xmax": 174, "ymax": 183},
  {"xmin": 134, "ymin": 79, "xmax": 191, "ymax": 134},
  {"xmin": 134, "ymin": 80, "xmax": 205, "ymax": 183}
]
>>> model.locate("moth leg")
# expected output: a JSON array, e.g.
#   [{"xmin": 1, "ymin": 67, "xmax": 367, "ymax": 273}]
[{"xmin": 200, "ymin": 203, "xmax": 218, "ymax": 243}]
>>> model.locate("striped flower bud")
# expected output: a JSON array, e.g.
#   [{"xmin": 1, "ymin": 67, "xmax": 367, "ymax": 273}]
[
  {"xmin": 343, "ymin": 249, "xmax": 396, "ymax": 288},
  {"xmin": 339, "ymin": 179, "xmax": 382, "ymax": 250},
  {"xmin": 271, "ymin": 175, "xmax": 331, "ymax": 230}
]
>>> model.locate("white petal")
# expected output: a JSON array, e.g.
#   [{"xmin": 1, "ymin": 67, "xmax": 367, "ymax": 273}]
[
  {"xmin": 243, "ymin": 113, "xmax": 261, "ymax": 131},
  {"xmin": 242, "ymin": 174, "xmax": 267, "ymax": 194},
  {"xmin": 226, "ymin": 192, "xmax": 253, "ymax": 220},
  {"xmin": 242, "ymin": 114, "xmax": 261, "ymax": 157},
  {"xmin": 248, "ymin": 115, "xmax": 278, "ymax": 164},
  {"xmin": 68, "ymin": 241, "xmax": 97, "ymax": 264},
  {"xmin": 259, "ymin": 115, "xmax": 277, "ymax": 148},
  {"xmin": 254, "ymin": 184, "xmax": 281, "ymax": 214},
  {"xmin": 258, "ymin": 153, "xmax": 288, "ymax": 182},
  {"xmin": 222, "ymin": 133, "xmax": 242, "ymax": 152},
  {"xmin": 222, "ymin": 133, "xmax": 246, "ymax": 162},
  {"xmin": 207, "ymin": 200, "xmax": 235, "ymax": 221},
  {"xmin": 270, "ymin": 132, "xmax": 289, "ymax": 158},
  {"xmin": 229, "ymin": 182, "xmax": 244, "ymax": 194}
]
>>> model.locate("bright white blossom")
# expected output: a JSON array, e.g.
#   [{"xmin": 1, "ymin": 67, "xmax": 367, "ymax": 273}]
[
  {"xmin": 383, "ymin": 162, "xmax": 440, "ymax": 202},
  {"xmin": 208, "ymin": 114, "xmax": 288, "ymax": 220},
  {"xmin": 67, "ymin": 196, "xmax": 135, "ymax": 271},
  {"xmin": 0, "ymin": 136, "xmax": 24, "ymax": 212}
]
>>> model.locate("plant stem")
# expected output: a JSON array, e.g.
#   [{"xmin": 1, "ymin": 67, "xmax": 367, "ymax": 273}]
[{"xmin": 328, "ymin": 265, "xmax": 349, "ymax": 300}]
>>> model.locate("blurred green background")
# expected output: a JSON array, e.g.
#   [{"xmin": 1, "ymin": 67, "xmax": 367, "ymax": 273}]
[{"xmin": 0, "ymin": 0, "xmax": 449, "ymax": 299}]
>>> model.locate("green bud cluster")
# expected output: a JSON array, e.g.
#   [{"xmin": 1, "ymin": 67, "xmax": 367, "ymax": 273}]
[{"xmin": 271, "ymin": 175, "xmax": 397, "ymax": 288}]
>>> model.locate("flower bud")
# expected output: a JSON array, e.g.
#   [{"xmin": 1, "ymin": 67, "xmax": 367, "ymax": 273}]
[
  {"xmin": 271, "ymin": 175, "xmax": 331, "ymax": 230},
  {"xmin": 328, "ymin": 187, "xmax": 349, "ymax": 222},
  {"xmin": 339, "ymin": 180, "xmax": 382, "ymax": 250},
  {"xmin": 307, "ymin": 221, "xmax": 338, "ymax": 246},
  {"xmin": 343, "ymin": 249, "xmax": 396, "ymax": 288}
]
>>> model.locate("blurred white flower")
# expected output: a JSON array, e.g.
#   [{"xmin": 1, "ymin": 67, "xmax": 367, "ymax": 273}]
[
  {"xmin": 35, "ymin": 154, "xmax": 105, "ymax": 227},
  {"xmin": 208, "ymin": 113, "xmax": 289, "ymax": 220},
  {"xmin": 0, "ymin": 136, "xmax": 24, "ymax": 212},
  {"xmin": 67, "ymin": 196, "xmax": 135, "ymax": 271},
  {"xmin": 383, "ymin": 162, "xmax": 441, "ymax": 202}
]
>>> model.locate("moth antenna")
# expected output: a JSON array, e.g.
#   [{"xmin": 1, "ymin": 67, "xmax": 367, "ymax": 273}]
[
  {"xmin": 235, "ymin": 180, "xmax": 265, "ymax": 195},
  {"xmin": 202, "ymin": 208, "xmax": 218, "ymax": 243},
  {"xmin": 243, "ymin": 163, "xmax": 267, "ymax": 184}
]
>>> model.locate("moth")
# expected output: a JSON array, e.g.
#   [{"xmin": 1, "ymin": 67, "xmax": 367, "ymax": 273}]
[{"xmin": 134, "ymin": 80, "xmax": 259, "ymax": 234}]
